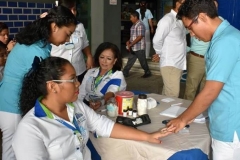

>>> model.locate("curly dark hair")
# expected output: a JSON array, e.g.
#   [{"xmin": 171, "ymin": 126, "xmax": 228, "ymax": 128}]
[
  {"xmin": 15, "ymin": 6, "xmax": 77, "ymax": 46},
  {"xmin": 59, "ymin": 0, "xmax": 76, "ymax": 9},
  {"xmin": 20, "ymin": 57, "xmax": 71, "ymax": 117},
  {"xmin": 94, "ymin": 42, "xmax": 123, "ymax": 72},
  {"xmin": 177, "ymin": 0, "xmax": 218, "ymax": 20},
  {"xmin": 0, "ymin": 22, "xmax": 8, "ymax": 33}
]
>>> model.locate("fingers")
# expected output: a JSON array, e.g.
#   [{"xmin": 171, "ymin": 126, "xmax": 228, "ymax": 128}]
[
  {"xmin": 90, "ymin": 101, "xmax": 101, "ymax": 110},
  {"xmin": 40, "ymin": 12, "xmax": 48, "ymax": 18}
]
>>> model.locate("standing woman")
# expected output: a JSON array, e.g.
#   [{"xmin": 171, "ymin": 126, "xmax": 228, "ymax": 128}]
[
  {"xmin": 136, "ymin": 0, "xmax": 154, "ymax": 59},
  {"xmin": 51, "ymin": 0, "xmax": 94, "ymax": 83},
  {"xmin": 0, "ymin": 6, "xmax": 77, "ymax": 160}
]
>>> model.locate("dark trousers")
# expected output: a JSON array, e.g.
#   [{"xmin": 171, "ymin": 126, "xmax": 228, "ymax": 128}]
[{"xmin": 123, "ymin": 50, "xmax": 151, "ymax": 76}]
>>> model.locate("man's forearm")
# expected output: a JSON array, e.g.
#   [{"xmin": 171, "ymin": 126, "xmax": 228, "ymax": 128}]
[{"xmin": 179, "ymin": 81, "xmax": 224, "ymax": 123}]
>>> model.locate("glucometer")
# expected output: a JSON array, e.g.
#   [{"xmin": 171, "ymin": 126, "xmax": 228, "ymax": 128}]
[{"xmin": 162, "ymin": 119, "xmax": 190, "ymax": 128}]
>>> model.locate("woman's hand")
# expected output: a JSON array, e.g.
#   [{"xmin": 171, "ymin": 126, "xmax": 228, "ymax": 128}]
[
  {"xmin": 89, "ymin": 100, "xmax": 101, "ymax": 110},
  {"xmin": 7, "ymin": 40, "xmax": 16, "ymax": 52},
  {"xmin": 40, "ymin": 12, "xmax": 48, "ymax": 18},
  {"xmin": 146, "ymin": 128, "xmax": 173, "ymax": 144},
  {"xmin": 86, "ymin": 56, "xmax": 94, "ymax": 69}
]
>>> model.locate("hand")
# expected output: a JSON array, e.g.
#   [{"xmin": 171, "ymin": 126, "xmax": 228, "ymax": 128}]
[
  {"xmin": 150, "ymin": 28, "xmax": 154, "ymax": 34},
  {"xmin": 7, "ymin": 40, "xmax": 16, "ymax": 52},
  {"xmin": 86, "ymin": 56, "xmax": 94, "ymax": 69},
  {"xmin": 146, "ymin": 128, "xmax": 173, "ymax": 144},
  {"xmin": 166, "ymin": 117, "xmax": 188, "ymax": 133},
  {"xmin": 40, "ymin": 12, "xmax": 48, "ymax": 18},
  {"xmin": 126, "ymin": 41, "xmax": 130, "ymax": 46},
  {"xmin": 89, "ymin": 101, "xmax": 101, "ymax": 110},
  {"xmin": 152, "ymin": 54, "xmax": 160, "ymax": 62}
]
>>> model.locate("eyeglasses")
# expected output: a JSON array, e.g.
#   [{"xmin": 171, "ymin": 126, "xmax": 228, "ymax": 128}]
[
  {"xmin": 47, "ymin": 77, "xmax": 78, "ymax": 83},
  {"xmin": 186, "ymin": 15, "xmax": 199, "ymax": 30}
]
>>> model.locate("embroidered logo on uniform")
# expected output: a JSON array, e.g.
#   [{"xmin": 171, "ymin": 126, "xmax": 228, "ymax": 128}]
[{"xmin": 75, "ymin": 113, "xmax": 86, "ymax": 123}]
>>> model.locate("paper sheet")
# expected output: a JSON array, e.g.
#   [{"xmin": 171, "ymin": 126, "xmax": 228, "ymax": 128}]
[{"xmin": 159, "ymin": 105, "xmax": 208, "ymax": 123}]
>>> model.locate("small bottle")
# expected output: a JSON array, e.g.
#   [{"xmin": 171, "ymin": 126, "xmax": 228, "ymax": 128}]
[
  {"xmin": 133, "ymin": 110, "xmax": 137, "ymax": 118},
  {"xmin": 137, "ymin": 94, "xmax": 148, "ymax": 116},
  {"xmin": 123, "ymin": 109, "xmax": 127, "ymax": 117},
  {"xmin": 128, "ymin": 108, "xmax": 133, "ymax": 116}
]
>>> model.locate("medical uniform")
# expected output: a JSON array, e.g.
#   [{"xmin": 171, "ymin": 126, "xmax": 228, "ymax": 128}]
[
  {"xmin": 0, "ymin": 40, "xmax": 51, "ymax": 159},
  {"xmin": 79, "ymin": 68, "xmax": 127, "ymax": 102},
  {"xmin": 206, "ymin": 20, "xmax": 240, "ymax": 159},
  {"xmin": 51, "ymin": 23, "xmax": 89, "ymax": 77},
  {"xmin": 12, "ymin": 98, "xmax": 114, "ymax": 160}
]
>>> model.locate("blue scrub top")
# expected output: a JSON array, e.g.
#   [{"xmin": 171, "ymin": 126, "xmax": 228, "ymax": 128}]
[
  {"xmin": 0, "ymin": 40, "xmax": 51, "ymax": 114},
  {"xmin": 206, "ymin": 20, "xmax": 240, "ymax": 142}
]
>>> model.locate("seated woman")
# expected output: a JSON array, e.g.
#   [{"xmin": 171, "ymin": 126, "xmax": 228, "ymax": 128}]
[
  {"xmin": 0, "ymin": 22, "xmax": 16, "ymax": 52},
  {"xmin": 79, "ymin": 42, "xmax": 127, "ymax": 110},
  {"xmin": 12, "ymin": 57, "xmax": 170, "ymax": 160}
]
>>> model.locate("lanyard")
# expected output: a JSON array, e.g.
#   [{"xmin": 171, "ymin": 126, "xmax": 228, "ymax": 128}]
[
  {"xmin": 56, "ymin": 117, "xmax": 84, "ymax": 146},
  {"xmin": 94, "ymin": 69, "xmax": 112, "ymax": 89}
]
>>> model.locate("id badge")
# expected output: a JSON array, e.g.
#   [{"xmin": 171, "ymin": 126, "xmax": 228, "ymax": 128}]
[
  {"xmin": 76, "ymin": 132, "xmax": 84, "ymax": 152},
  {"xmin": 65, "ymin": 42, "xmax": 74, "ymax": 50}
]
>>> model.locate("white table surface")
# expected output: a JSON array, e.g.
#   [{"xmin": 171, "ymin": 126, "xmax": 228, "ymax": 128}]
[{"xmin": 89, "ymin": 93, "xmax": 211, "ymax": 160}]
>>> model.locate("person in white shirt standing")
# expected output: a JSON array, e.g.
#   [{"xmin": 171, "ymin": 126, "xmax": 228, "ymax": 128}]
[
  {"xmin": 152, "ymin": 0, "xmax": 186, "ymax": 98},
  {"xmin": 50, "ymin": 0, "xmax": 94, "ymax": 83},
  {"xmin": 136, "ymin": 0, "xmax": 154, "ymax": 59}
]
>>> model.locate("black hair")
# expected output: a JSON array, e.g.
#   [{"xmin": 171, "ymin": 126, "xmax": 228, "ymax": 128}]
[
  {"xmin": 0, "ymin": 22, "xmax": 8, "ymax": 33},
  {"xmin": 15, "ymin": 6, "xmax": 77, "ymax": 46},
  {"xmin": 177, "ymin": 0, "xmax": 218, "ymax": 20},
  {"xmin": 130, "ymin": 11, "xmax": 140, "ymax": 20},
  {"xmin": 139, "ymin": 1, "xmax": 147, "ymax": 21},
  {"xmin": 58, "ymin": 0, "xmax": 76, "ymax": 9},
  {"xmin": 0, "ymin": 41, "xmax": 7, "ymax": 57},
  {"xmin": 20, "ymin": 57, "xmax": 71, "ymax": 117},
  {"xmin": 94, "ymin": 42, "xmax": 122, "ymax": 72}
]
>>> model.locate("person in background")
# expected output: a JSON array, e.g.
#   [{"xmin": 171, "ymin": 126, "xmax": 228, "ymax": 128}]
[
  {"xmin": 12, "ymin": 56, "xmax": 171, "ymax": 160},
  {"xmin": 0, "ymin": 6, "xmax": 77, "ymax": 160},
  {"xmin": 0, "ymin": 41, "xmax": 7, "ymax": 81},
  {"xmin": 0, "ymin": 22, "xmax": 16, "ymax": 52},
  {"xmin": 152, "ymin": 0, "xmax": 186, "ymax": 98},
  {"xmin": 79, "ymin": 42, "xmax": 127, "ymax": 110},
  {"xmin": 50, "ymin": 0, "xmax": 94, "ymax": 83},
  {"xmin": 123, "ymin": 11, "xmax": 151, "ymax": 78},
  {"xmin": 136, "ymin": 0, "xmax": 154, "ymax": 59},
  {"xmin": 184, "ymin": 0, "xmax": 219, "ymax": 100},
  {"xmin": 167, "ymin": 0, "xmax": 240, "ymax": 159}
]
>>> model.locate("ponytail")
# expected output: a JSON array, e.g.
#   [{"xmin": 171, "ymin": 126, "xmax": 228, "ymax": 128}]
[{"xmin": 19, "ymin": 56, "xmax": 70, "ymax": 117}]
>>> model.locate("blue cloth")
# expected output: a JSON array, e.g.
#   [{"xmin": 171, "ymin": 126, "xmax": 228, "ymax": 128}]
[
  {"xmin": 136, "ymin": 9, "xmax": 153, "ymax": 30},
  {"xmin": 190, "ymin": 37, "xmax": 209, "ymax": 56},
  {"xmin": 168, "ymin": 149, "xmax": 208, "ymax": 160},
  {"xmin": 206, "ymin": 20, "xmax": 240, "ymax": 142},
  {"xmin": 0, "ymin": 40, "xmax": 51, "ymax": 114}
]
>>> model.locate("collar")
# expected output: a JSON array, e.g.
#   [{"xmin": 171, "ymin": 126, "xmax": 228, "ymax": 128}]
[
  {"xmin": 170, "ymin": 9, "xmax": 177, "ymax": 17},
  {"xmin": 34, "ymin": 97, "xmax": 74, "ymax": 119},
  {"xmin": 133, "ymin": 20, "xmax": 141, "ymax": 26},
  {"xmin": 211, "ymin": 20, "xmax": 230, "ymax": 42}
]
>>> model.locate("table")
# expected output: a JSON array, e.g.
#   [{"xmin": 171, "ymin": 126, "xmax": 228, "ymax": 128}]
[{"xmin": 89, "ymin": 94, "xmax": 211, "ymax": 160}]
